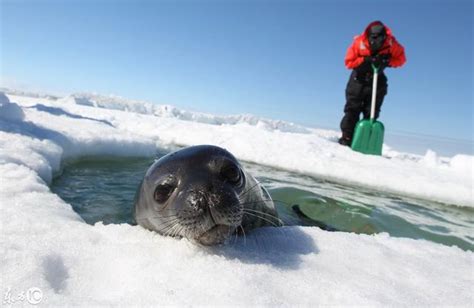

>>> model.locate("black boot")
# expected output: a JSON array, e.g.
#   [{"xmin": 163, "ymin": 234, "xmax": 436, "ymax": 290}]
[{"xmin": 338, "ymin": 133, "xmax": 352, "ymax": 146}]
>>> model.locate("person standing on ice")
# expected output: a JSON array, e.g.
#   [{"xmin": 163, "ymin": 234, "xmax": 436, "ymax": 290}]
[{"xmin": 338, "ymin": 20, "xmax": 406, "ymax": 146}]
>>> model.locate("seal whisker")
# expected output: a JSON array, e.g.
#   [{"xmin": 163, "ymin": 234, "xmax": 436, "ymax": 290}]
[
  {"xmin": 172, "ymin": 223, "xmax": 186, "ymax": 238},
  {"xmin": 242, "ymin": 208, "xmax": 284, "ymax": 224},
  {"xmin": 136, "ymin": 213, "xmax": 180, "ymax": 221},
  {"xmin": 164, "ymin": 217, "xmax": 181, "ymax": 229},
  {"xmin": 167, "ymin": 225, "xmax": 179, "ymax": 238},
  {"xmin": 242, "ymin": 211, "xmax": 282, "ymax": 228},
  {"xmin": 148, "ymin": 218, "xmax": 181, "ymax": 232},
  {"xmin": 243, "ymin": 209, "xmax": 283, "ymax": 224},
  {"xmin": 159, "ymin": 218, "xmax": 182, "ymax": 237},
  {"xmin": 238, "ymin": 181, "xmax": 265, "ymax": 198},
  {"xmin": 239, "ymin": 224, "xmax": 247, "ymax": 246},
  {"xmin": 170, "ymin": 224, "xmax": 183, "ymax": 238},
  {"xmin": 160, "ymin": 223, "xmax": 179, "ymax": 237},
  {"xmin": 238, "ymin": 198, "xmax": 288, "ymax": 206},
  {"xmin": 230, "ymin": 228, "xmax": 239, "ymax": 246}
]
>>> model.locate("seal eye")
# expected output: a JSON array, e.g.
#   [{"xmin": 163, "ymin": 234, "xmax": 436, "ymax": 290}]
[
  {"xmin": 154, "ymin": 183, "xmax": 175, "ymax": 203},
  {"xmin": 221, "ymin": 164, "xmax": 241, "ymax": 184}
]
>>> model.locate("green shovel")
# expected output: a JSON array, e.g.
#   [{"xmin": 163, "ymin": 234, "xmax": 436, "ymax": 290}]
[{"xmin": 351, "ymin": 64, "xmax": 385, "ymax": 155}]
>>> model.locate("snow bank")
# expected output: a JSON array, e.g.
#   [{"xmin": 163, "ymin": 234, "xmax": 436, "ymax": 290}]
[
  {"xmin": 1, "ymin": 94, "xmax": 156, "ymax": 185},
  {"xmin": 1, "ymin": 91, "xmax": 473, "ymax": 306},
  {"xmin": 0, "ymin": 87, "xmax": 60, "ymax": 101},
  {"xmin": 59, "ymin": 92, "xmax": 156, "ymax": 114},
  {"xmin": 450, "ymin": 154, "xmax": 474, "ymax": 174},
  {"xmin": 0, "ymin": 93, "xmax": 24, "ymax": 121},
  {"xmin": 59, "ymin": 93, "xmax": 310, "ymax": 133}
]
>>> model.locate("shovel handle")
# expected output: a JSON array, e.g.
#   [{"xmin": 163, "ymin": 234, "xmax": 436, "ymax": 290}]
[{"xmin": 370, "ymin": 65, "xmax": 379, "ymax": 122}]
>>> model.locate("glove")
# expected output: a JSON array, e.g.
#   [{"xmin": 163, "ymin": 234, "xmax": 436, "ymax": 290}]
[
  {"xmin": 370, "ymin": 54, "xmax": 391, "ymax": 69},
  {"xmin": 379, "ymin": 54, "xmax": 391, "ymax": 68}
]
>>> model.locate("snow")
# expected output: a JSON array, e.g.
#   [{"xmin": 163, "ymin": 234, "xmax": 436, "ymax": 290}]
[
  {"xmin": 59, "ymin": 93, "xmax": 311, "ymax": 133},
  {"xmin": 0, "ymin": 93, "xmax": 24, "ymax": 122},
  {"xmin": 1, "ymin": 91, "xmax": 473, "ymax": 306}
]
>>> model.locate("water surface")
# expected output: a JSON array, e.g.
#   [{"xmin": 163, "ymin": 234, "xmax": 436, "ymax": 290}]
[{"xmin": 51, "ymin": 154, "xmax": 474, "ymax": 251}]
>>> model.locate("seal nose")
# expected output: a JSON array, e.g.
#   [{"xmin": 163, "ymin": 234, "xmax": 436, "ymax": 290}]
[
  {"xmin": 186, "ymin": 190, "xmax": 208, "ymax": 211},
  {"xmin": 186, "ymin": 189, "xmax": 227, "ymax": 224}
]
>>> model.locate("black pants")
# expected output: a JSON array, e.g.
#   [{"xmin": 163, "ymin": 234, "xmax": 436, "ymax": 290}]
[{"xmin": 340, "ymin": 70, "xmax": 388, "ymax": 139}]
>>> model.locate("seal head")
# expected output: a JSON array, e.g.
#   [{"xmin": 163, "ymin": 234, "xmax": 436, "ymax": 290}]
[{"xmin": 134, "ymin": 145, "xmax": 279, "ymax": 245}]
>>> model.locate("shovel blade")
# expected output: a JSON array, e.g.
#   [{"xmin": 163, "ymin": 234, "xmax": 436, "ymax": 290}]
[{"xmin": 351, "ymin": 119, "xmax": 384, "ymax": 155}]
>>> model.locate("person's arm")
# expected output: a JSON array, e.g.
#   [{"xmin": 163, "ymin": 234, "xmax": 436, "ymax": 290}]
[
  {"xmin": 344, "ymin": 37, "xmax": 365, "ymax": 69},
  {"xmin": 388, "ymin": 37, "xmax": 406, "ymax": 67}
]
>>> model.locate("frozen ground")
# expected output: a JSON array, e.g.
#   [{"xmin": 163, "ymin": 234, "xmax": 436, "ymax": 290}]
[{"xmin": 0, "ymin": 91, "xmax": 472, "ymax": 306}]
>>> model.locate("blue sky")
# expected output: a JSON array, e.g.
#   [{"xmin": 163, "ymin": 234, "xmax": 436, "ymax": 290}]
[{"xmin": 1, "ymin": 0, "xmax": 472, "ymax": 155}]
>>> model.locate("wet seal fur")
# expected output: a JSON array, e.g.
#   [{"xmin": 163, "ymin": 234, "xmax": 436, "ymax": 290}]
[{"xmin": 134, "ymin": 145, "xmax": 280, "ymax": 245}]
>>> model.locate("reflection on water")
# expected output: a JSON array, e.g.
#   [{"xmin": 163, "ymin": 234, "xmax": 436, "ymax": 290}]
[
  {"xmin": 51, "ymin": 154, "xmax": 474, "ymax": 251},
  {"xmin": 245, "ymin": 161, "xmax": 474, "ymax": 251}
]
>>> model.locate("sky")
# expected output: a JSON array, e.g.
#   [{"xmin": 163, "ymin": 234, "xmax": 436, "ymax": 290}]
[{"xmin": 1, "ymin": 0, "xmax": 472, "ymax": 155}]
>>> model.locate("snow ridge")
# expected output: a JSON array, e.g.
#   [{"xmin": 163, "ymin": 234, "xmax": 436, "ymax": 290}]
[{"xmin": 59, "ymin": 93, "xmax": 310, "ymax": 133}]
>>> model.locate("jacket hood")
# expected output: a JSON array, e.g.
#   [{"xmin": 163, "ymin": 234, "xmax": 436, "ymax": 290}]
[{"xmin": 363, "ymin": 20, "xmax": 393, "ymax": 39}]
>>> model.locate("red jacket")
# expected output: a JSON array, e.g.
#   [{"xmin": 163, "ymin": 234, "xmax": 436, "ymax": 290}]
[{"xmin": 345, "ymin": 22, "xmax": 406, "ymax": 69}]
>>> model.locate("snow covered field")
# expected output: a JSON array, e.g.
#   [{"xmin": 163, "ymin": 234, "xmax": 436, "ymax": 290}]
[{"xmin": 1, "ymin": 91, "xmax": 472, "ymax": 306}]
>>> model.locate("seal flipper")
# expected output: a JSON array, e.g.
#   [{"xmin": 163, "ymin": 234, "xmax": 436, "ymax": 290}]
[{"xmin": 292, "ymin": 204, "xmax": 339, "ymax": 232}]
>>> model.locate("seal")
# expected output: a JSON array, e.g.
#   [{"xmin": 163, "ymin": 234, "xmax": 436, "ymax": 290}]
[{"xmin": 134, "ymin": 145, "xmax": 280, "ymax": 245}]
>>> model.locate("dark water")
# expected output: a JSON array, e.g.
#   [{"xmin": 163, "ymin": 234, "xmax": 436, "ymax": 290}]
[{"xmin": 51, "ymin": 155, "xmax": 474, "ymax": 251}]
